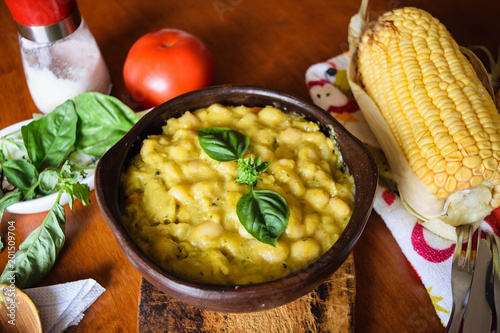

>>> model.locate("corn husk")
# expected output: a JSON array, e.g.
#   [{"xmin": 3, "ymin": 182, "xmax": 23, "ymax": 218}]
[{"xmin": 347, "ymin": 0, "xmax": 497, "ymax": 240}]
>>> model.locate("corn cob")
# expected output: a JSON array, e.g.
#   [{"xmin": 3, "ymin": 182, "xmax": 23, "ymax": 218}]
[{"xmin": 355, "ymin": 7, "xmax": 500, "ymax": 233}]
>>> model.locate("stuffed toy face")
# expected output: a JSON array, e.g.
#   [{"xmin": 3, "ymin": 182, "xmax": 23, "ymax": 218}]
[
  {"xmin": 305, "ymin": 53, "xmax": 380, "ymax": 148},
  {"xmin": 309, "ymin": 81, "xmax": 349, "ymax": 110}
]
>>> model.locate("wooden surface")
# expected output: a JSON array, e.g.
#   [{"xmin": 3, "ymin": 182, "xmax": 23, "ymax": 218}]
[
  {"xmin": 0, "ymin": 285, "xmax": 42, "ymax": 333},
  {"xmin": 0, "ymin": 0, "xmax": 498, "ymax": 332},
  {"xmin": 138, "ymin": 255, "xmax": 354, "ymax": 333}
]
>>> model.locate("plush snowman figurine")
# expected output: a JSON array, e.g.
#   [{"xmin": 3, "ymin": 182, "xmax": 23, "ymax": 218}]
[{"xmin": 306, "ymin": 53, "xmax": 379, "ymax": 148}]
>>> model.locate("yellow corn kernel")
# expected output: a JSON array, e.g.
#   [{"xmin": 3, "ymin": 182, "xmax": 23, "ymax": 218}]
[{"xmin": 358, "ymin": 7, "xmax": 500, "ymax": 203}]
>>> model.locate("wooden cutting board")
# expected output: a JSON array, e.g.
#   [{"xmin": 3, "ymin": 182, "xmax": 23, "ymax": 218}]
[{"xmin": 138, "ymin": 253, "xmax": 355, "ymax": 333}]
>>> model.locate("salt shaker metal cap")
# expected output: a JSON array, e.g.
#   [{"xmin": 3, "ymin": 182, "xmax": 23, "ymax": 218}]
[
  {"xmin": 4, "ymin": 0, "xmax": 82, "ymax": 43},
  {"xmin": 4, "ymin": 0, "xmax": 112, "ymax": 114}
]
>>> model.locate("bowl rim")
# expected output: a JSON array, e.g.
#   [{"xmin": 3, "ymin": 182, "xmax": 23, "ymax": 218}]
[{"xmin": 95, "ymin": 84, "xmax": 378, "ymax": 312}]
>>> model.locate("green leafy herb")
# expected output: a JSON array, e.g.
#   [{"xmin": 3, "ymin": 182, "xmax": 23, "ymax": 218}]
[
  {"xmin": 0, "ymin": 191, "xmax": 22, "ymax": 250},
  {"xmin": 56, "ymin": 161, "xmax": 91, "ymax": 209},
  {"xmin": 21, "ymin": 100, "xmax": 78, "ymax": 171},
  {"xmin": 2, "ymin": 159, "xmax": 38, "ymax": 199},
  {"xmin": 38, "ymin": 170, "xmax": 59, "ymax": 193},
  {"xmin": 0, "ymin": 132, "xmax": 26, "ymax": 162},
  {"xmin": 198, "ymin": 127, "xmax": 249, "ymax": 161},
  {"xmin": 0, "ymin": 192, "xmax": 66, "ymax": 289},
  {"xmin": 0, "ymin": 190, "xmax": 23, "ymax": 219},
  {"xmin": 198, "ymin": 127, "xmax": 289, "ymax": 246},
  {"xmin": 0, "ymin": 92, "xmax": 139, "ymax": 288},
  {"xmin": 0, "ymin": 150, "xmax": 4, "ymax": 173},
  {"xmin": 236, "ymin": 189, "xmax": 289, "ymax": 247},
  {"xmin": 74, "ymin": 93, "xmax": 139, "ymax": 157},
  {"xmin": 236, "ymin": 156, "xmax": 270, "ymax": 186}
]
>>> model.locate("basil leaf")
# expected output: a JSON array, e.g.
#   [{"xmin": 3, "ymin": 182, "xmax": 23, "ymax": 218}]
[
  {"xmin": 39, "ymin": 170, "xmax": 59, "ymax": 193},
  {"xmin": 236, "ymin": 189, "xmax": 289, "ymax": 247},
  {"xmin": 61, "ymin": 183, "xmax": 91, "ymax": 210},
  {"xmin": 0, "ymin": 190, "xmax": 23, "ymax": 221},
  {"xmin": 2, "ymin": 159, "xmax": 38, "ymax": 190},
  {"xmin": 0, "ymin": 197, "xmax": 65, "ymax": 288},
  {"xmin": 236, "ymin": 156, "xmax": 270, "ymax": 186},
  {"xmin": 1, "ymin": 133, "xmax": 27, "ymax": 161},
  {"xmin": 70, "ymin": 183, "xmax": 91, "ymax": 206},
  {"xmin": 198, "ymin": 127, "xmax": 249, "ymax": 162},
  {"xmin": 74, "ymin": 92, "xmax": 139, "ymax": 158},
  {"xmin": 21, "ymin": 100, "xmax": 78, "ymax": 170}
]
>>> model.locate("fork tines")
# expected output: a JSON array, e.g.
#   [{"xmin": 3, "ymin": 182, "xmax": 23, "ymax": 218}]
[
  {"xmin": 462, "ymin": 226, "xmax": 493, "ymax": 332},
  {"xmin": 447, "ymin": 223, "xmax": 500, "ymax": 333},
  {"xmin": 489, "ymin": 232, "xmax": 500, "ymax": 333},
  {"xmin": 445, "ymin": 224, "xmax": 477, "ymax": 333}
]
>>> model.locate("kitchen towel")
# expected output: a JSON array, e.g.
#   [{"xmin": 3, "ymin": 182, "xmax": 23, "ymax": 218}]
[
  {"xmin": 24, "ymin": 278, "xmax": 105, "ymax": 333},
  {"xmin": 306, "ymin": 53, "xmax": 500, "ymax": 325}
]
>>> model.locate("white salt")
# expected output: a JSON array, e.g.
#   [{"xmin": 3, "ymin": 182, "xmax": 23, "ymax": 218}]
[{"xmin": 19, "ymin": 20, "xmax": 111, "ymax": 114}]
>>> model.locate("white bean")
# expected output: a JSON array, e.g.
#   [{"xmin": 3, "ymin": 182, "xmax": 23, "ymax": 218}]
[
  {"xmin": 290, "ymin": 238, "xmax": 321, "ymax": 264},
  {"xmin": 192, "ymin": 221, "xmax": 224, "ymax": 240}
]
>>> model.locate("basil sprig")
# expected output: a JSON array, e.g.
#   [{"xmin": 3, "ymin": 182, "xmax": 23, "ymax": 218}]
[
  {"xmin": 198, "ymin": 127, "xmax": 289, "ymax": 247},
  {"xmin": 0, "ymin": 92, "xmax": 139, "ymax": 288}
]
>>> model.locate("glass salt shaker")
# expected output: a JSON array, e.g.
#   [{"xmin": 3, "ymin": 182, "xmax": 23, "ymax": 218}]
[{"xmin": 4, "ymin": 0, "xmax": 112, "ymax": 114}]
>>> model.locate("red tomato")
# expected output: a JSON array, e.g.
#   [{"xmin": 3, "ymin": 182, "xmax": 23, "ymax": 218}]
[{"xmin": 123, "ymin": 29, "xmax": 214, "ymax": 109}]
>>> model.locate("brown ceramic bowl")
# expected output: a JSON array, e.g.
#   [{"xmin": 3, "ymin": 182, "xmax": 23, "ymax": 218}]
[{"xmin": 95, "ymin": 85, "xmax": 378, "ymax": 313}]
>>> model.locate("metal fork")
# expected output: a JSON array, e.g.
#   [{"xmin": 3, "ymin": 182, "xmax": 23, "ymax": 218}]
[
  {"xmin": 490, "ymin": 232, "xmax": 500, "ymax": 333},
  {"xmin": 462, "ymin": 227, "xmax": 493, "ymax": 332},
  {"xmin": 445, "ymin": 224, "xmax": 476, "ymax": 333}
]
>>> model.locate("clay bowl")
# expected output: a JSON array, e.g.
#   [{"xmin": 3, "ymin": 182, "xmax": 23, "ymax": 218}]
[{"xmin": 95, "ymin": 84, "xmax": 378, "ymax": 313}]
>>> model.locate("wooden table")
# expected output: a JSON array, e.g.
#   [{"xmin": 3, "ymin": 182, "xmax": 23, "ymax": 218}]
[{"xmin": 0, "ymin": 0, "xmax": 498, "ymax": 331}]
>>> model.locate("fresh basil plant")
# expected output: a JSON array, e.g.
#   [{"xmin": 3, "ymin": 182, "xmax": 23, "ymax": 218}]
[
  {"xmin": 0, "ymin": 92, "xmax": 139, "ymax": 288},
  {"xmin": 198, "ymin": 127, "xmax": 289, "ymax": 247}
]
